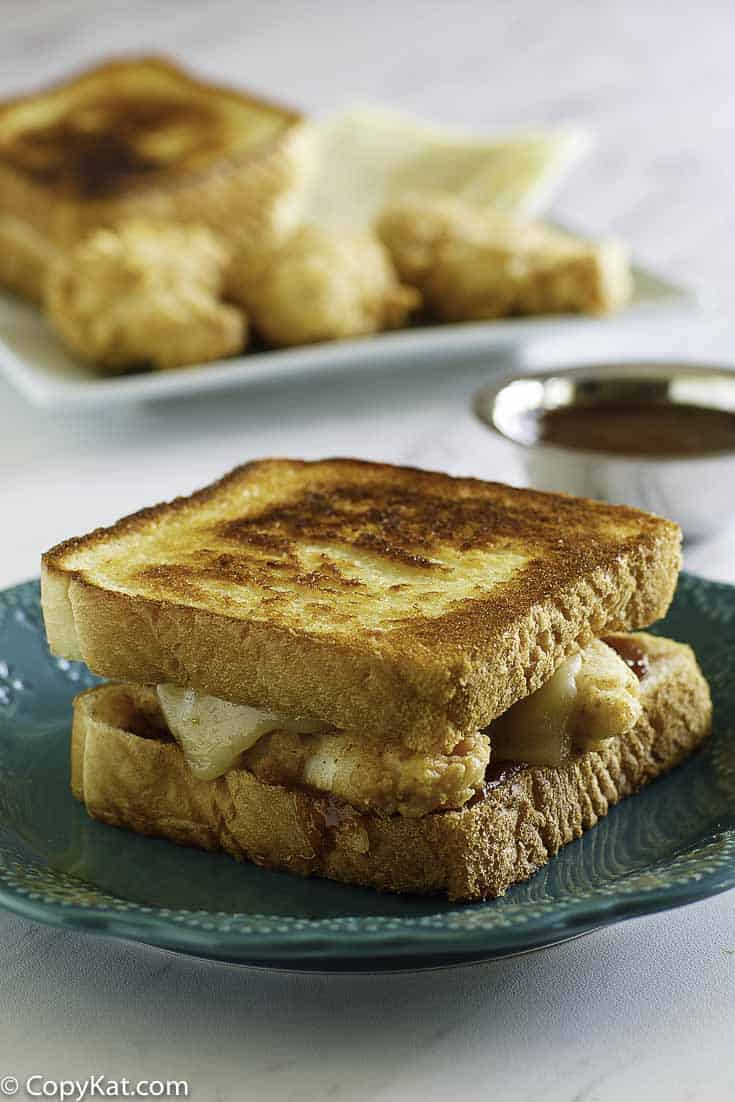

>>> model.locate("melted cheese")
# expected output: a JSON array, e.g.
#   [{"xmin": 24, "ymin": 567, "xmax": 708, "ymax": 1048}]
[
  {"xmin": 308, "ymin": 107, "xmax": 591, "ymax": 229},
  {"xmin": 489, "ymin": 653, "xmax": 582, "ymax": 766},
  {"xmin": 157, "ymin": 640, "xmax": 642, "ymax": 781},
  {"xmin": 488, "ymin": 641, "xmax": 641, "ymax": 765},
  {"xmin": 156, "ymin": 684, "xmax": 324, "ymax": 781}
]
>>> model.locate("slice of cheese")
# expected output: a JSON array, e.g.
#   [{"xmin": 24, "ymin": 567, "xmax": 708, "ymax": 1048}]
[
  {"xmin": 156, "ymin": 684, "xmax": 324, "ymax": 781},
  {"xmin": 489, "ymin": 653, "xmax": 582, "ymax": 766},
  {"xmin": 157, "ymin": 639, "xmax": 641, "ymax": 782},
  {"xmin": 488, "ymin": 640, "xmax": 642, "ymax": 765},
  {"xmin": 308, "ymin": 105, "xmax": 592, "ymax": 230}
]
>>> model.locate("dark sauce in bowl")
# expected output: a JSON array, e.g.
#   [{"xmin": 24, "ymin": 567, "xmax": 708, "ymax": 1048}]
[{"xmin": 531, "ymin": 402, "xmax": 735, "ymax": 456}]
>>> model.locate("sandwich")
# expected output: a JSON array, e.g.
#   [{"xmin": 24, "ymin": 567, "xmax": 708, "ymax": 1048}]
[
  {"xmin": 0, "ymin": 55, "xmax": 315, "ymax": 301},
  {"xmin": 40, "ymin": 459, "xmax": 711, "ymax": 901}
]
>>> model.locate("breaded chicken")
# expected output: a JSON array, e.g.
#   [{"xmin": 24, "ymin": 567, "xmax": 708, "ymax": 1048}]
[
  {"xmin": 489, "ymin": 638, "xmax": 641, "ymax": 766},
  {"xmin": 244, "ymin": 726, "xmax": 490, "ymax": 818},
  {"xmin": 227, "ymin": 223, "xmax": 420, "ymax": 347},
  {"xmin": 43, "ymin": 220, "xmax": 246, "ymax": 372},
  {"xmin": 570, "ymin": 638, "xmax": 641, "ymax": 748},
  {"xmin": 221, "ymin": 639, "xmax": 639, "ymax": 816},
  {"xmin": 377, "ymin": 194, "xmax": 632, "ymax": 321}
]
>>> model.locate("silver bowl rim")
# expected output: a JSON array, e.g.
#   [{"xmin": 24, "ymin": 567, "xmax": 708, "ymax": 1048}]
[{"xmin": 473, "ymin": 360, "xmax": 735, "ymax": 465}]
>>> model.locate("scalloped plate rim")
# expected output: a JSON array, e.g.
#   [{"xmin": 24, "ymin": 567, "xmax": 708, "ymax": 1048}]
[{"xmin": 0, "ymin": 845, "xmax": 733, "ymax": 963}]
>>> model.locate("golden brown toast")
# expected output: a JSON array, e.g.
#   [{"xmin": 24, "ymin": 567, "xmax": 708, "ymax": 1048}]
[
  {"xmin": 0, "ymin": 56, "xmax": 315, "ymax": 298},
  {"xmin": 70, "ymin": 633, "xmax": 711, "ymax": 901},
  {"xmin": 42, "ymin": 459, "xmax": 681, "ymax": 753}
]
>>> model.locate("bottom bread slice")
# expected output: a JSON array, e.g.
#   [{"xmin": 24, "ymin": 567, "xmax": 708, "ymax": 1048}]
[{"xmin": 70, "ymin": 633, "xmax": 711, "ymax": 901}]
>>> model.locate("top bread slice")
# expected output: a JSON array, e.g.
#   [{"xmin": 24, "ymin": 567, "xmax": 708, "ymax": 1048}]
[
  {"xmin": 41, "ymin": 459, "xmax": 681, "ymax": 752},
  {"xmin": 0, "ymin": 56, "xmax": 315, "ymax": 298}
]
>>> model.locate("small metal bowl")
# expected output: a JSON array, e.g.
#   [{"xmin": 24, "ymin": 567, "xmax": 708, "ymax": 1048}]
[{"xmin": 473, "ymin": 362, "xmax": 735, "ymax": 541}]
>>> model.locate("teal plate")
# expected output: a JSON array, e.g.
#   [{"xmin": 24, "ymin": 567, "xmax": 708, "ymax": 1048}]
[{"xmin": 0, "ymin": 574, "xmax": 733, "ymax": 971}]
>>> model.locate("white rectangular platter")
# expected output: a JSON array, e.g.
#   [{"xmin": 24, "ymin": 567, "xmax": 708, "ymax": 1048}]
[{"xmin": 0, "ymin": 262, "xmax": 690, "ymax": 410}]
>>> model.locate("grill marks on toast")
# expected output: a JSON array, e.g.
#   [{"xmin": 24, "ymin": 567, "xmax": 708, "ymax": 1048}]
[
  {"xmin": 216, "ymin": 481, "xmax": 626, "ymax": 556},
  {"xmin": 3, "ymin": 98, "xmax": 223, "ymax": 198},
  {"xmin": 133, "ymin": 541, "xmax": 524, "ymax": 632},
  {"xmin": 0, "ymin": 57, "xmax": 299, "ymax": 200},
  {"xmin": 122, "ymin": 478, "xmax": 545, "ymax": 632},
  {"xmin": 219, "ymin": 487, "xmax": 451, "ymax": 569},
  {"xmin": 112, "ymin": 470, "xmax": 654, "ymax": 637}
]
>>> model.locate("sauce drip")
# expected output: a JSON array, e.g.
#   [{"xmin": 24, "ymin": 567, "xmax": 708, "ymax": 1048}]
[
  {"xmin": 602, "ymin": 636, "xmax": 650, "ymax": 680},
  {"xmin": 317, "ymin": 794, "xmax": 360, "ymax": 829}
]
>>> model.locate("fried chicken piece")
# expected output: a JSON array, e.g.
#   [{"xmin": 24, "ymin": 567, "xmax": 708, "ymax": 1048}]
[
  {"xmin": 243, "ymin": 725, "xmax": 490, "ymax": 818},
  {"xmin": 489, "ymin": 639, "xmax": 641, "ymax": 766},
  {"xmin": 44, "ymin": 221, "xmax": 246, "ymax": 372},
  {"xmin": 227, "ymin": 223, "xmax": 420, "ymax": 347},
  {"xmin": 570, "ymin": 638, "xmax": 642, "ymax": 749},
  {"xmin": 377, "ymin": 194, "xmax": 632, "ymax": 321},
  {"xmin": 237, "ymin": 639, "xmax": 639, "ymax": 815}
]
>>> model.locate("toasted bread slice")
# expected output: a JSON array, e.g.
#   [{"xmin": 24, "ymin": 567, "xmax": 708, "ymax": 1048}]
[
  {"xmin": 42, "ymin": 459, "xmax": 681, "ymax": 752},
  {"xmin": 0, "ymin": 56, "xmax": 315, "ymax": 298},
  {"xmin": 70, "ymin": 634, "xmax": 711, "ymax": 901}
]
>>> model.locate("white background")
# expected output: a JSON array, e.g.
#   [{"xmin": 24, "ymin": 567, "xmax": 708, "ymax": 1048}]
[{"xmin": 1, "ymin": 2, "xmax": 734, "ymax": 1099}]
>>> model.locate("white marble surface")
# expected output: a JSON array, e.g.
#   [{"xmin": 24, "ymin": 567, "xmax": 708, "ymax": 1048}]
[{"xmin": 1, "ymin": 2, "xmax": 735, "ymax": 1098}]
